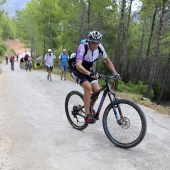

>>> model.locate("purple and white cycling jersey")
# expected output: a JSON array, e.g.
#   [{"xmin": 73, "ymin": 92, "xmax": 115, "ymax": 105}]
[{"xmin": 76, "ymin": 43, "xmax": 107, "ymax": 71}]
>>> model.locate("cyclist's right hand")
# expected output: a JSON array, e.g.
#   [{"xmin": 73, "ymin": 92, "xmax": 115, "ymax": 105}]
[
  {"xmin": 89, "ymin": 72, "xmax": 98, "ymax": 77},
  {"xmin": 89, "ymin": 72, "xmax": 99, "ymax": 79}
]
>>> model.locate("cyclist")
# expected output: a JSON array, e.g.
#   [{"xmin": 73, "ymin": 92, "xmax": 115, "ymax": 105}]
[
  {"xmin": 70, "ymin": 31, "xmax": 120, "ymax": 123},
  {"xmin": 28, "ymin": 56, "xmax": 33, "ymax": 71},
  {"xmin": 20, "ymin": 57, "xmax": 24, "ymax": 68},
  {"xmin": 10, "ymin": 56, "xmax": 15, "ymax": 70},
  {"xmin": 5, "ymin": 56, "xmax": 8, "ymax": 65},
  {"xmin": 24, "ymin": 53, "xmax": 29, "ymax": 63},
  {"xmin": 16, "ymin": 54, "xmax": 19, "ymax": 62}
]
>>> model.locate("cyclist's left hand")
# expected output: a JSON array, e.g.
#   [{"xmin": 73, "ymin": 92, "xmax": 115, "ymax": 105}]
[{"xmin": 113, "ymin": 73, "xmax": 120, "ymax": 79}]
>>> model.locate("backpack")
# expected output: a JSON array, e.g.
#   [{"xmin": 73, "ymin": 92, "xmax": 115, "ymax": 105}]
[
  {"xmin": 60, "ymin": 53, "xmax": 69, "ymax": 60},
  {"xmin": 24, "ymin": 54, "xmax": 29, "ymax": 60},
  {"xmin": 68, "ymin": 39, "xmax": 102, "ymax": 70}
]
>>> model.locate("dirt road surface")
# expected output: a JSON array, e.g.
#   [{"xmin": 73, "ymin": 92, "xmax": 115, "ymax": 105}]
[{"xmin": 0, "ymin": 58, "xmax": 170, "ymax": 170}]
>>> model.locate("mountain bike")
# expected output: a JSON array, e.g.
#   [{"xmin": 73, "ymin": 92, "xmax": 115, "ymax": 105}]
[
  {"xmin": 65, "ymin": 74, "xmax": 147, "ymax": 149},
  {"xmin": 11, "ymin": 62, "xmax": 14, "ymax": 71},
  {"xmin": 6, "ymin": 59, "xmax": 8, "ymax": 65},
  {"xmin": 20, "ymin": 62, "xmax": 25, "ymax": 70}
]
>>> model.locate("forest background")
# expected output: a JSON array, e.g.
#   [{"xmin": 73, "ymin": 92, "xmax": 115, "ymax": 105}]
[{"xmin": 0, "ymin": 0, "xmax": 170, "ymax": 113}]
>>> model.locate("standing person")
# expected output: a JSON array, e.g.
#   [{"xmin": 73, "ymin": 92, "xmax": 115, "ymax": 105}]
[
  {"xmin": 44, "ymin": 49, "xmax": 56, "ymax": 82},
  {"xmin": 70, "ymin": 31, "xmax": 120, "ymax": 123},
  {"xmin": 36, "ymin": 55, "xmax": 41, "ymax": 69},
  {"xmin": 58, "ymin": 49, "xmax": 69, "ymax": 80}
]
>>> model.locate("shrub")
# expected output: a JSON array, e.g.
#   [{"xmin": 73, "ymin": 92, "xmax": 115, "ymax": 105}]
[
  {"xmin": 0, "ymin": 44, "xmax": 7, "ymax": 56},
  {"xmin": 99, "ymin": 79, "xmax": 154, "ymax": 99}
]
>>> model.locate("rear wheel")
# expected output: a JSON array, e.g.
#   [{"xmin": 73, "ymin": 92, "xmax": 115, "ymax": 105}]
[
  {"xmin": 103, "ymin": 99, "xmax": 147, "ymax": 149},
  {"xmin": 65, "ymin": 91, "xmax": 88, "ymax": 130}
]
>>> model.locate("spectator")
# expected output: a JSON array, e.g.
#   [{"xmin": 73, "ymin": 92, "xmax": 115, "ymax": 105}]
[
  {"xmin": 58, "ymin": 49, "xmax": 69, "ymax": 80},
  {"xmin": 44, "ymin": 49, "xmax": 56, "ymax": 82}
]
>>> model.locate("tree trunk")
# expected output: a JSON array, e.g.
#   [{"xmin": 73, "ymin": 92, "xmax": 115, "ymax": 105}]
[
  {"xmin": 143, "ymin": 0, "xmax": 167, "ymax": 99},
  {"xmin": 31, "ymin": 36, "xmax": 35, "ymax": 57},
  {"xmin": 50, "ymin": 18, "xmax": 53, "ymax": 49},
  {"xmin": 79, "ymin": 0, "xmax": 86, "ymax": 42},
  {"xmin": 134, "ymin": 19, "xmax": 145, "ymax": 84},
  {"xmin": 146, "ymin": 6, "xmax": 158, "ymax": 58},
  {"xmin": 121, "ymin": 0, "xmax": 132, "ymax": 79},
  {"xmin": 87, "ymin": 1, "xmax": 91, "ymax": 32},
  {"xmin": 114, "ymin": 0, "xmax": 126, "ymax": 72}
]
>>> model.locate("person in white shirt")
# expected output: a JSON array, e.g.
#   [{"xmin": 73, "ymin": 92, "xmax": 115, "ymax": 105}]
[{"xmin": 44, "ymin": 49, "xmax": 56, "ymax": 82}]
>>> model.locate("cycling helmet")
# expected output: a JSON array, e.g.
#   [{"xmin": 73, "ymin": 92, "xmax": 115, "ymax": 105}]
[
  {"xmin": 88, "ymin": 31, "xmax": 102, "ymax": 43},
  {"xmin": 70, "ymin": 53, "xmax": 76, "ymax": 59}
]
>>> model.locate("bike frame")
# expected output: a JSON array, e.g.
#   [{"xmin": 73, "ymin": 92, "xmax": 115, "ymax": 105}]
[{"xmin": 90, "ymin": 79, "xmax": 124, "ymax": 124}]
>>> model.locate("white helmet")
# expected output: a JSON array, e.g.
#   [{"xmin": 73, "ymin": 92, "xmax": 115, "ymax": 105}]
[
  {"xmin": 88, "ymin": 31, "xmax": 102, "ymax": 43},
  {"xmin": 70, "ymin": 53, "xmax": 76, "ymax": 59}
]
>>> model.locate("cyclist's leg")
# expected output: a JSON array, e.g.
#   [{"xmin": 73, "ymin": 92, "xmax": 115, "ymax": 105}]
[
  {"xmin": 82, "ymin": 81, "xmax": 92, "ymax": 115},
  {"xmin": 91, "ymin": 81, "xmax": 101, "ymax": 93},
  {"xmin": 91, "ymin": 82, "xmax": 101, "ymax": 107},
  {"xmin": 77, "ymin": 71, "xmax": 97, "ymax": 123},
  {"xmin": 70, "ymin": 70, "xmax": 90, "ymax": 114}
]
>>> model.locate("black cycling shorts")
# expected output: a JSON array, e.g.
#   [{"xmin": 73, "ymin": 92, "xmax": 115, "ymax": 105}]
[
  {"xmin": 70, "ymin": 69, "xmax": 97, "ymax": 85},
  {"xmin": 46, "ymin": 66, "xmax": 53, "ymax": 72}
]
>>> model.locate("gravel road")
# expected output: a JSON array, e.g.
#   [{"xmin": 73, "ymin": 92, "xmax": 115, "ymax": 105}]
[{"xmin": 0, "ymin": 56, "xmax": 170, "ymax": 170}]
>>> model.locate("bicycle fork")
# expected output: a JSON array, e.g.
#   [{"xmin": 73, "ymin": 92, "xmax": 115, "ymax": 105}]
[{"xmin": 108, "ymin": 92, "xmax": 124, "ymax": 125}]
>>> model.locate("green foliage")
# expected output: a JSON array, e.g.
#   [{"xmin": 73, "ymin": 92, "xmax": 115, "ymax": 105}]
[
  {"xmin": 0, "ymin": 13, "xmax": 17, "ymax": 40},
  {"xmin": 0, "ymin": 0, "xmax": 169, "ymax": 103},
  {"xmin": 0, "ymin": 43, "xmax": 7, "ymax": 56},
  {"xmin": 100, "ymin": 80, "xmax": 154, "ymax": 99},
  {"xmin": 152, "ymin": 80, "xmax": 161, "ymax": 100}
]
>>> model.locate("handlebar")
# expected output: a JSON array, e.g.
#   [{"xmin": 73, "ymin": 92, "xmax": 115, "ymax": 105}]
[
  {"xmin": 99, "ymin": 74, "xmax": 118, "ymax": 81},
  {"xmin": 99, "ymin": 74, "xmax": 119, "ymax": 90}
]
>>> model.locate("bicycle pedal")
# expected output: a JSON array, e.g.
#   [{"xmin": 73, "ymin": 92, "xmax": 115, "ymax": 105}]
[{"xmin": 88, "ymin": 121, "xmax": 96, "ymax": 124}]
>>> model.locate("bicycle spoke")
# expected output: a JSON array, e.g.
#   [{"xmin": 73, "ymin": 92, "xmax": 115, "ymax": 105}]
[
  {"xmin": 103, "ymin": 99, "xmax": 147, "ymax": 148},
  {"xmin": 65, "ymin": 91, "xmax": 88, "ymax": 130}
]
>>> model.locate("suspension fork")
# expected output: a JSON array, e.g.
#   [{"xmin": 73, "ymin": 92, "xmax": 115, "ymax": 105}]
[{"xmin": 108, "ymin": 92, "xmax": 123, "ymax": 124}]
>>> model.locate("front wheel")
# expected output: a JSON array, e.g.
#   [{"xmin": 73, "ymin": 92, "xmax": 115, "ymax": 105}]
[
  {"xmin": 103, "ymin": 99, "xmax": 147, "ymax": 149},
  {"xmin": 65, "ymin": 91, "xmax": 88, "ymax": 130}
]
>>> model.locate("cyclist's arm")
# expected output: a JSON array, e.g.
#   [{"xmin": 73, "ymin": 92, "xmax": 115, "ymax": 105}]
[
  {"xmin": 103, "ymin": 57, "xmax": 117, "ymax": 75},
  {"xmin": 76, "ymin": 61, "xmax": 91, "ymax": 76}
]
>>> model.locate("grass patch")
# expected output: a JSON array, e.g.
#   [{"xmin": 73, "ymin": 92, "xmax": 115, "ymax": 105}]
[{"xmin": 117, "ymin": 91, "xmax": 170, "ymax": 115}]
